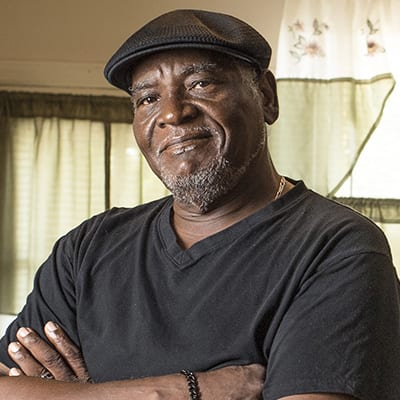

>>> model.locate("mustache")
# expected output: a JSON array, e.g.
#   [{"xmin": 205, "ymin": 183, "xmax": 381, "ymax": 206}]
[{"xmin": 157, "ymin": 126, "xmax": 216, "ymax": 155}]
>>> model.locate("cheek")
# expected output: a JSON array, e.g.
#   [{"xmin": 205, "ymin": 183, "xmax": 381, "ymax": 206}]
[
  {"xmin": 220, "ymin": 102, "xmax": 265, "ymax": 160},
  {"xmin": 132, "ymin": 116, "xmax": 155, "ymax": 151},
  {"xmin": 213, "ymin": 87, "xmax": 262, "ymax": 126},
  {"xmin": 132, "ymin": 121, "xmax": 167, "ymax": 180},
  {"xmin": 132, "ymin": 128, "xmax": 145, "ymax": 156}
]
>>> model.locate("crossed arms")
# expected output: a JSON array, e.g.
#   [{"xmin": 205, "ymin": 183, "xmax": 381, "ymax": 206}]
[
  {"xmin": 0, "ymin": 321, "xmax": 355, "ymax": 400},
  {"xmin": 1, "ymin": 322, "xmax": 263, "ymax": 400}
]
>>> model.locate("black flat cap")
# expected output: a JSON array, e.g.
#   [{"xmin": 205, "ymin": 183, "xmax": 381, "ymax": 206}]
[{"xmin": 104, "ymin": 9, "xmax": 272, "ymax": 94}]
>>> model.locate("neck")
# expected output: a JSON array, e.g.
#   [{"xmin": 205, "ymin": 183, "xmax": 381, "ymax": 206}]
[{"xmin": 172, "ymin": 154, "xmax": 286, "ymax": 249}]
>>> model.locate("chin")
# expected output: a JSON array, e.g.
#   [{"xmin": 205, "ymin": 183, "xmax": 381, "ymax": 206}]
[{"xmin": 162, "ymin": 157, "xmax": 243, "ymax": 212}]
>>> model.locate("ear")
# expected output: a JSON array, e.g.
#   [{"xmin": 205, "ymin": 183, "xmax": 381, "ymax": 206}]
[{"xmin": 258, "ymin": 70, "xmax": 279, "ymax": 125}]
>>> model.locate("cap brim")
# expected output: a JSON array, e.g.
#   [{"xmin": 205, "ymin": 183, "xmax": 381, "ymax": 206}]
[{"xmin": 105, "ymin": 43, "xmax": 263, "ymax": 94}]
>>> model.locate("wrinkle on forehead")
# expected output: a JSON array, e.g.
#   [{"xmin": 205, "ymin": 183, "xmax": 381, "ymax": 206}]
[
  {"xmin": 180, "ymin": 62, "xmax": 220, "ymax": 75},
  {"xmin": 129, "ymin": 49, "xmax": 236, "ymax": 93},
  {"xmin": 130, "ymin": 62, "xmax": 220, "ymax": 94}
]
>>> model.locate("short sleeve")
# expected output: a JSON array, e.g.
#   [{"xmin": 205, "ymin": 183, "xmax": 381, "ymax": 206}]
[
  {"xmin": 0, "ymin": 232, "xmax": 79, "ymax": 368},
  {"xmin": 263, "ymin": 252, "xmax": 400, "ymax": 400}
]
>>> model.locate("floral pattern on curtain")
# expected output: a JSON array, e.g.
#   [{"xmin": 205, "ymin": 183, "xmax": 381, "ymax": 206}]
[
  {"xmin": 269, "ymin": 0, "xmax": 400, "ymax": 273},
  {"xmin": 269, "ymin": 0, "xmax": 396, "ymax": 195}
]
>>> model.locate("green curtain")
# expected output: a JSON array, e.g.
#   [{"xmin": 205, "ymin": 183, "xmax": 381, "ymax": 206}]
[
  {"xmin": 0, "ymin": 91, "xmax": 168, "ymax": 313},
  {"xmin": 269, "ymin": 74, "xmax": 395, "ymax": 196},
  {"xmin": 333, "ymin": 197, "xmax": 400, "ymax": 276},
  {"xmin": 0, "ymin": 91, "xmax": 134, "ymax": 122},
  {"xmin": 269, "ymin": 0, "xmax": 399, "ymax": 273},
  {"xmin": 334, "ymin": 197, "xmax": 400, "ymax": 224}
]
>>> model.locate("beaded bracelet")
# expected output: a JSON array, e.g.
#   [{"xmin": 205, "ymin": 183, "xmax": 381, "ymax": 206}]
[{"xmin": 180, "ymin": 369, "xmax": 201, "ymax": 400}]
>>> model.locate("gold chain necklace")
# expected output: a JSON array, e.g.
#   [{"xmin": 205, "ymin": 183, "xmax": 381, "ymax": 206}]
[{"xmin": 274, "ymin": 176, "xmax": 286, "ymax": 200}]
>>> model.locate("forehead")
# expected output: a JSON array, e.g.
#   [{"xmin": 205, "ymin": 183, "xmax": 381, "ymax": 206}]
[{"xmin": 130, "ymin": 49, "xmax": 240, "ymax": 83}]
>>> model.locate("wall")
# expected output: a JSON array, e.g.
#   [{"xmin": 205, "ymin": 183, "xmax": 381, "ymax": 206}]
[{"xmin": 0, "ymin": 0, "xmax": 284, "ymax": 95}]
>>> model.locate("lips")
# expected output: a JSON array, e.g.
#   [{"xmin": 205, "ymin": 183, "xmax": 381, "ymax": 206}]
[{"xmin": 157, "ymin": 128, "xmax": 213, "ymax": 155}]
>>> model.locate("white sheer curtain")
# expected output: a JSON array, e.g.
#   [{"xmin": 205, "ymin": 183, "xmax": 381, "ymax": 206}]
[
  {"xmin": 0, "ymin": 92, "xmax": 169, "ymax": 313},
  {"xmin": 270, "ymin": 0, "xmax": 397, "ymax": 195},
  {"xmin": 269, "ymin": 0, "xmax": 400, "ymax": 273},
  {"xmin": 1, "ymin": 118, "xmax": 107, "ymax": 312},
  {"xmin": 110, "ymin": 123, "xmax": 168, "ymax": 207}
]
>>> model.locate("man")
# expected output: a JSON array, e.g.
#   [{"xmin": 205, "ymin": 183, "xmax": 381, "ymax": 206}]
[{"xmin": 0, "ymin": 9, "xmax": 399, "ymax": 400}]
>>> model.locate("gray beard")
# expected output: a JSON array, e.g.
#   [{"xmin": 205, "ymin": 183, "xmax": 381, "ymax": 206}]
[
  {"xmin": 160, "ymin": 129, "xmax": 266, "ymax": 213},
  {"xmin": 160, "ymin": 157, "xmax": 242, "ymax": 212}
]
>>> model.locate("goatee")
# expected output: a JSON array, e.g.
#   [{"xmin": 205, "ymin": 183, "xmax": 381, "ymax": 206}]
[
  {"xmin": 160, "ymin": 157, "xmax": 244, "ymax": 213},
  {"xmin": 160, "ymin": 127, "xmax": 266, "ymax": 213}
]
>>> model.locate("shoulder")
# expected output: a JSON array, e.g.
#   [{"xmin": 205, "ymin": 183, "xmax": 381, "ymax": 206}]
[
  {"xmin": 289, "ymin": 182, "xmax": 392, "ymax": 257},
  {"xmin": 54, "ymin": 196, "xmax": 172, "ymax": 251},
  {"xmin": 318, "ymin": 193, "xmax": 389, "ymax": 251},
  {"xmin": 75, "ymin": 196, "xmax": 170, "ymax": 231},
  {"xmin": 277, "ymin": 181, "xmax": 394, "ymax": 282}
]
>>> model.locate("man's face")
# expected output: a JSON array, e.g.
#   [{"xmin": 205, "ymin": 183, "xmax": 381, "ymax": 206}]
[{"xmin": 130, "ymin": 49, "xmax": 270, "ymax": 211}]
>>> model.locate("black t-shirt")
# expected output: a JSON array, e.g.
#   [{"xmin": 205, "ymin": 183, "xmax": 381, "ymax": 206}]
[{"xmin": 1, "ymin": 181, "xmax": 399, "ymax": 399}]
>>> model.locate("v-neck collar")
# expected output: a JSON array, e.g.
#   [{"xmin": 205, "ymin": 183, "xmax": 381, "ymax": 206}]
[{"xmin": 156, "ymin": 180, "xmax": 308, "ymax": 269}]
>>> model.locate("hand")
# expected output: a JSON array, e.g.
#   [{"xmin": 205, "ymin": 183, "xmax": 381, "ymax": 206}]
[
  {"xmin": 198, "ymin": 363, "xmax": 265, "ymax": 400},
  {"xmin": 6, "ymin": 322, "xmax": 264, "ymax": 399},
  {"xmin": 7, "ymin": 321, "xmax": 91, "ymax": 383},
  {"xmin": 0, "ymin": 361, "xmax": 10, "ymax": 376}
]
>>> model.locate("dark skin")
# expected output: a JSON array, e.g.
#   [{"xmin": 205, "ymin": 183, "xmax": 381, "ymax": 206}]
[
  {"xmin": 130, "ymin": 49, "xmax": 286, "ymax": 248},
  {"xmin": 1, "ymin": 49, "xmax": 355, "ymax": 400},
  {"xmin": 1, "ymin": 324, "xmax": 265, "ymax": 399}
]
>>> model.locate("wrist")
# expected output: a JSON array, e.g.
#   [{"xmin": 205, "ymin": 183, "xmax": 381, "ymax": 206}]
[{"xmin": 180, "ymin": 370, "xmax": 201, "ymax": 400}]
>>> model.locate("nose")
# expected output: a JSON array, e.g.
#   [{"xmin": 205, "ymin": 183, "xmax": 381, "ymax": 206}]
[{"xmin": 157, "ymin": 94, "xmax": 198, "ymax": 128}]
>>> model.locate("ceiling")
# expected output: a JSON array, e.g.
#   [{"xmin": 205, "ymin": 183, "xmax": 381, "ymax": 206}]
[{"xmin": 0, "ymin": 0, "xmax": 284, "ymax": 94}]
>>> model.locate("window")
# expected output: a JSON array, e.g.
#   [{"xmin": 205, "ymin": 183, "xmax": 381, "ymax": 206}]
[{"xmin": 0, "ymin": 92, "xmax": 168, "ymax": 313}]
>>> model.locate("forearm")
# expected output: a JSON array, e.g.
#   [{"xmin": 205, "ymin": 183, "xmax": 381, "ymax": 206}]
[
  {"xmin": 0, "ymin": 373, "xmax": 188, "ymax": 400},
  {"xmin": 3, "ymin": 324, "xmax": 265, "ymax": 399},
  {"xmin": 0, "ymin": 364, "xmax": 264, "ymax": 400}
]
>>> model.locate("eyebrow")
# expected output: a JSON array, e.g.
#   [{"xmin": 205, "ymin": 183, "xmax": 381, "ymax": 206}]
[
  {"xmin": 129, "ymin": 62, "xmax": 221, "ymax": 96},
  {"xmin": 129, "ymin": 81, "xmax": 154, "ymax": 96}
]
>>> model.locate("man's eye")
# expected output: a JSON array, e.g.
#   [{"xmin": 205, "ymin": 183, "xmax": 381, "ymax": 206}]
[
  {"xmin": 191, "ymin": 80, "xmax": 211, "ymax": 89},
  {"xmin": 137, "ymin": 95, "xmax": 159, "ymax": 106}
]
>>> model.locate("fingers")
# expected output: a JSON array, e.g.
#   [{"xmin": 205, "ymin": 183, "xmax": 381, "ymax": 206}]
[
  {"xmin": 9, "ymin": 367, "xmax": 24, "ymax": 377},
  {"xmin": 0, "ymin": 361, "xmax": 10, "ymax": 376},
  {"xmin": 8, "ymin": 326, "xmax": 76, "ymax": 381},
  {"xmin": 7, "ymin": 323, "xmax": 91, "ymax": 383},
  {"xmin": 44, "ymin": 321, "xmax": 91, "ymax": 383},
  {"xmin": 8, "ymin": 339, "xmax": 45, "ymax": 376}
]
